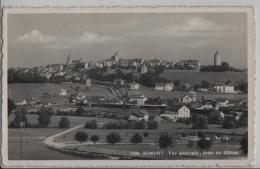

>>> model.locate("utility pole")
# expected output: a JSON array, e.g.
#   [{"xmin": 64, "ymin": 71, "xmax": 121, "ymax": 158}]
[
  {"xmin": 19, "ymin": 121, "xmax": 25, "ymax": 160},
  {"xmin": 156, "ymin": 114, "xmax": 160, "ymax": 159}
]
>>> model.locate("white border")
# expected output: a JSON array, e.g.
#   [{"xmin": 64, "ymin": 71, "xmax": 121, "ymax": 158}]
[{"xmin": 1, "ymin": 7, "xmax": 256, "ymax": 168}]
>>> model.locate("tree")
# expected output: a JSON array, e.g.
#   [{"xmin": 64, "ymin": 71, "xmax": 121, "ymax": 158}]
[
  {"xmin": 10, "ymin": 108, "xmax": 28, "ymax": 128},
  {"xmin": 85, "ymin": 120, "xmax": 98, "ymax": 129},
  {"xmin": 197, "ymin": 138, "xmax": 213, "ymax": 152},
  {"xmin": 130, "ymin": 132, "xmax": 143, "ymax": 144},
  {"xmin": 222, "ymin": 119, "xmax": 235, "ymax": 129},
  {"xmin": 75, "ymin": 107, "xmax": 84, "ymax": 116},
  {"xmin": 143, "ymin": 132, "xmax": 149, "ymax": 138},
  {"xmin": 159, "ymin": 133, "xmax": 173, "ymax": 159},
  {"xmin": 58, "ymin": 117, "xmax": 70, "ymax": 128},
  {"xmin": 74, "ymin": 131, "xmax": 88, "ymax": 144},
  {"xmin": 240, "ymin": 135, "xmax": 248, "ymax": 156},
  {"xmin": 37, "ymin": 106, "xmax": 54, "ymax": 128},
  {"xmin": 192, "ymin": 115, "xmax": 208, "ymax": 129},
  {"xmin": 8, "ymin": 98, "xmax": 16, "ymax": 116},
  {"xmin": 106, "ymin": 132, "xmax": 121, "ymax": 145},
  {"xmin": 221, "ymin": 62, "xmax": 230, "ymax": 71},
  {"xmin": 147, "ymin": 120, "xmax": 158, "ymax": 129},
  {"xmin": 90, "ymin": 135, "xmax": 100, "ymax": 144}
]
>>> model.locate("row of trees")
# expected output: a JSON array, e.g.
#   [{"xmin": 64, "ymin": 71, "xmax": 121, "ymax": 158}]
[
  {"xmin": 102, "ymin": 120, "xmax": 157, "ymax": 130},
  {"xmin": 9, "ymin": 107, "xmax": 71, "ymax": 128}
]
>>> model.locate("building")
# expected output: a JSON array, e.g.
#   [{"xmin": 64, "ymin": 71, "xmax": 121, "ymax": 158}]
[
  {"xmin": 128, "ymin": 93, "xmax": 147, "ymax": 105},
  {"xmin": 129, "ymin": 82, "xmax": 140, "ymax": 90},
  {"xmin": 179, "ymin": 91, "xmax": 196, "ymax": 103},
  {"xmin": 214, "ymin": 50, "xmax": 221, "ymax": 66},
  {"xmin": 214, "ymin": 84, "xmax": 235, "ymax": 93},
  {"xmin": 140, "ymin": 64, "xmax": 148, "ymax": 74},
  {"xmin": 175, "ymin": 60, "xmax": 201, "ymax": 71},
  {"xmin": 59, "ymin": 89, "xmax": 67, "ymax": 96},
  {"xmin": 155, "ymin": 82, "xmax": 174, "ymax": 91},
  {"xmin": 85, "ymin": 79, "xmax": 91, "ymax": 87},
  {"xmin": 160, "ymin": 105, "xmax": 191, "ymax": 122}
]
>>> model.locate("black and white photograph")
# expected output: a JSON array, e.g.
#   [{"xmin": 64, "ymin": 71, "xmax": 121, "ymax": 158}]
[{"xmin": 1, "ymin": 7, "xmax": 255, "ymax": 168}]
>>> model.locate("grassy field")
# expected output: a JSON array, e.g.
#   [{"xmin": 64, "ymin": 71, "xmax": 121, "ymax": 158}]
[
  {"xmin": 8, "ymin": 82, "xmax": 115, "ymax": 102},
  {"xmin": 55, "ymin": 121, "xmax": 246, "ymax": 144},
  {"xmin": 8, "ymin": 114, "xmax": 119, "ymax": 128},
  {"xmin": 160, "ymin": 70, "xmax": 247, "ymax": 86},
  {"xmin": 8, "ymin": 128, "xmax": 86, "ymax": 160}
]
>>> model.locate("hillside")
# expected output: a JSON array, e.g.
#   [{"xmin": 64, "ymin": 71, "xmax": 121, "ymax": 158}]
[{"xmin": 160, "ymin": 70, "xmax": 247, "ymax": 86}]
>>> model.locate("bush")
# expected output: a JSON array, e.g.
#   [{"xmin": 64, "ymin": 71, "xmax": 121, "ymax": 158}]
[
  {"xmin": 85, "ymin": 120, "xmax": 98, "ymax": 129},
  {"xmin": 75, "ymin": 107, "xmax": 85, "ymax": 116},
  {"xmin": 130, "ymin": 132, "xmax": 143, "ymax": 144},
  {"xmin": 197, "ymin": 131, "xmax": 206, "ymax": 138},
  {"xmin": 58, "ymin": 117, "xmax": 70, "ymax": 128},
  {"xmin": 147, "ymin": 120, "xmax": 158, "ymax": 129},
  {"xmin": 74, "ymin": 131, "xmax": 88, "ymax": 144},
  {"xmin": 90, "ymin": 135, "xmax": 100, "ymax": 144},
  {"xmin": 106, "ymin": 132, "xmax": 121, "ymax": 145},
  {"xmin": 143, "ymin": 132, "xmax": 149, "ymax": 138},
  {"xmin": 133, "ymin": 120, "xmax": 146, "ymax": 129},
  {"xmin": 197, "ymin": 138, "xmax": 213, "ymax": 151}
]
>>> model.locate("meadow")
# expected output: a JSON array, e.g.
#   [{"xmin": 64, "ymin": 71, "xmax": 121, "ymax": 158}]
[
  {"xmin": 160, "ymin": 70, "xmax": 247, "ymax": 86},
  {"xmin": 128, "ymin": 84, "xmax": 247, "ymax": 100},
  {"xmin": 8, "ymin": 82, "xmax": 115, "ymax": 102}
]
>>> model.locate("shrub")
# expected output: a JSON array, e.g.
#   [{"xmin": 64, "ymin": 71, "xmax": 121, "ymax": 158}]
[
  {"xmin": 75, "ymin": 107, "xmax": 85, "ymax": 116},
  {"xmin": 147, "ymin": 120, "xmax": 158, "ymax": 129},
  {"xmin": 197, "ymin": 138, "xmax": 213, "ymax": 151},
  {"xmin": 85, "ymin": 120, "xmax": 98, "ymax": 129},
  {"xmin": 143, "ymin": 132, "xmax": 149, "ymax": 138},
  {"xmin": 192, "ymin": 115, "xmax": 208, "ymax": 129}
]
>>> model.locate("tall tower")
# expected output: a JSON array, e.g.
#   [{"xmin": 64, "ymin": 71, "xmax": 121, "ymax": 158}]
[
  {"xmin": 214, "ymin": 50, "xmax": 221, "ymax": 66},
  {"xmin": 65, "ymin": 52, "xmax": 72, "ymax": 67}
]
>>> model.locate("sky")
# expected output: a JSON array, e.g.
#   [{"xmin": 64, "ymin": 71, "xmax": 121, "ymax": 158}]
[{"xmin": 7, "ymin": 12, "xmax": 247, "ymax": 68}]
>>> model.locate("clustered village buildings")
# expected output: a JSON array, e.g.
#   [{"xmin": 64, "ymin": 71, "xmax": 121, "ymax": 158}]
[{"xmin": 11, "ymin": 51, "xmax": 246, "ymax": 123}]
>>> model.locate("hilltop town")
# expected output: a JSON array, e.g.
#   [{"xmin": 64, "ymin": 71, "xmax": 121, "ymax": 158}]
[{"xmin": 8, "ymin": 51, "xmax": 248, "ymax": 160}]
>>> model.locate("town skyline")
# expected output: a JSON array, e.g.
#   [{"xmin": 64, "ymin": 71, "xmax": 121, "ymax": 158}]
[{"xmin": 8, "ymin": 13, "xmax": 247, "ymax": 68}]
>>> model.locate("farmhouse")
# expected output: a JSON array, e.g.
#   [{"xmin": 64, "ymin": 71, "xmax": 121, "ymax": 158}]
[
  {"xmin": 128, "ymin": 93, "xmax": 147, "ymax": 105},
  {"xmin": 128, "ymin": 112, "xmax": 149, "ymax": 122},
  {"xmin": 59, "ymin": 89, "xmax": 67, "ymax": 96},
  {"xmin": 161, "ymin": 105, "xmax": 191, "ymax": 122},
  {"xmin": 155, "ymin": 82, "xmax": 174, "ymax": 91},
  {"xmin": 179, "ymin": 91, "xmax": 196, "ymax": 104},
  {"xmin": 214, "ymin": 83, "xmax": 235, "ymax": 93}
]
